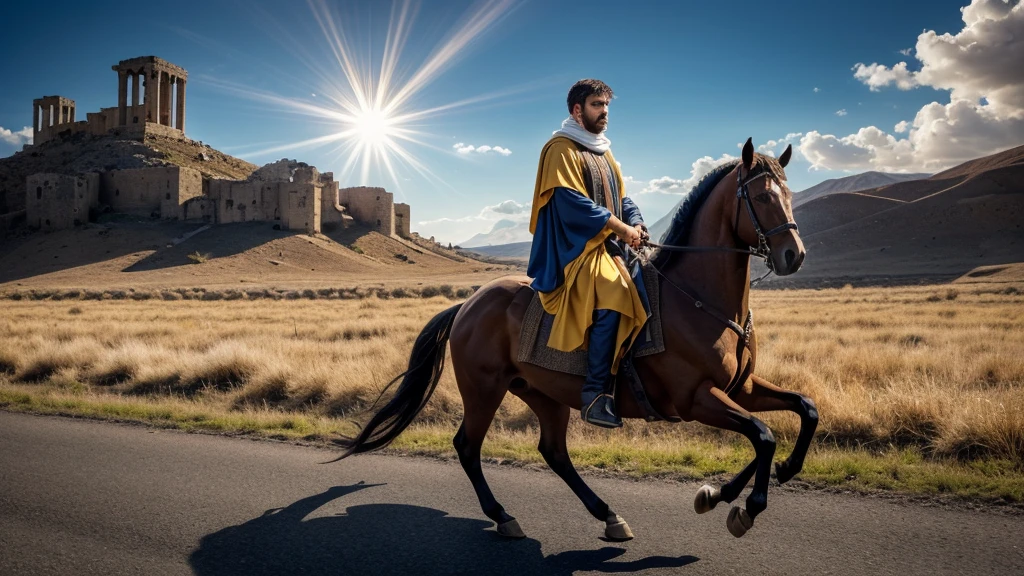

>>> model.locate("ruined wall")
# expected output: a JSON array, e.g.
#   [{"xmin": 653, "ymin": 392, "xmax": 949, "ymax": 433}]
[
  {"xmin": 181, "ymin": 196, "xmax": 215, "ymax": 222},
  {"xmin": 208, "ymin": 180, "xmax": 283, "ymax": 224},
  {"xmin": 100, "ymin": 166, "xmax": 200, "ymax": 218},
  {"xmin": 318, "ymin": 173, "xmax": 347, "ymax": 230},
  {"xmin": 164, "ymin": 167, "xmax": 202, "ymax": 219},
  {"xmin": 338, "ymin": 186, "xmax": 394, "ymax": 235},
  {"xmin": 282, "ymin": 183, "xmax": 321, "ymax": 234},
  {"xmin": 25, "ymin": 173, "xmax": 99, "ymax": 231},
  {"xmin": 393, "ymin": 202, "xmax": 410, "ymax": 238}
]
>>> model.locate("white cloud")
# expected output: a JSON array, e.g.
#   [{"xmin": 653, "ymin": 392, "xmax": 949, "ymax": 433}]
[
  {"xmin": 853, "ymin": 0, "xmax": 1024, "ymax": 117},
  {"xmin": 835, "ymin": 109, "xmax": 848, "ymax": 116},
  {"xmin": 489, "ymin": 199, "xmax": 529, "ymax": 214},
  {"xmin": 453, "ymin": 142, "xmax": 512, "ymax": 156},
  {"xmin": 755, "ymin": 132, "xmax": 803, "ymax": 160},
  {"xmin": 629, "ymin": 153, "xmax": 738, "ymax": 197},
  {"xmin": 0, "ymin": 126, "xmax": 33, "ymax": 146},
  {"xmin": 853, "ymin": 61, "xmax": 919, "ymax": 91},
  {"xmin": 813, "ymin": 87, "xmax": 820, "ymax": 93},
  {"xmin": 418, "ymin": 198, "xmax": 531, "ymax": 244},
  {"xmin": 898, "ymin": 47, "xmax": 913, "ymax": 56},
  {"xmin": 803, "ymin": 0, "xmax": 1024, "ymax": 172}
]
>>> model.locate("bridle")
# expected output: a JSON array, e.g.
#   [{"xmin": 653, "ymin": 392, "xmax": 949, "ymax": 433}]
[
  {"xmin": 648, "ymin": 164, "xmax": 798, "ymax": 278},
  {"xmin": 635, "ymin": 163, "xmax": 800, "ymax": 395}
]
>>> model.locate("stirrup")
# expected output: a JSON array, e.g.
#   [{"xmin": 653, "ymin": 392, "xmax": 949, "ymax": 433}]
[{"xmin": 582, "ymin": 394, "xmax": 623, "ymax": 429}]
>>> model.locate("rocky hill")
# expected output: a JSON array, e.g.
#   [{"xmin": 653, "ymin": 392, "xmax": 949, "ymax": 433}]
[{"xmin": 0, "ymin": 131, "xmax": 257, "ymax": 216}]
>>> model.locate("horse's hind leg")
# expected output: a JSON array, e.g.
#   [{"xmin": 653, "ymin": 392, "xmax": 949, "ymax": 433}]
[
  {"xmin": 688, "ymin": 381, "xmax": 776, "ymax": 538},
  {"xmin": 452, "ymin": 373, "xmax": 522, "ymax": 538},
  {"xmin": 518, "ymin": 389, "xmax": 633, "ymax": 541},
  {"xmin": 732, "ymin": 374, "xmax": 819, "ymax": 485}
]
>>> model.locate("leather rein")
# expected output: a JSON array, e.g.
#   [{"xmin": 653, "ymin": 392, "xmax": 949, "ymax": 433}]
[{"xmin": 637, "ymin": 165, "xmax": 799, "ymax": 394}]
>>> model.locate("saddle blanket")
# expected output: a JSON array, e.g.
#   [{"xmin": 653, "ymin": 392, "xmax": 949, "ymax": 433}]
[{"xmin": 517, "ymin": 262, "xmax": 665, "ymax": 376}]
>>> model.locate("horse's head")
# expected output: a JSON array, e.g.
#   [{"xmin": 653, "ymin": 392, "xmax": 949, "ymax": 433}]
[{"xmin": 734, "ymin": 138, "xmax": 805, "ymax": 276}]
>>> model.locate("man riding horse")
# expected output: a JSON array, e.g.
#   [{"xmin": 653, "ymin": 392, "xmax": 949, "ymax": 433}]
[
  {"xmin": 334, "ymin": 98, "xmax": 815, "ymax": 540},
  {"xmin": 528, "ymin": 79, "xmax": 650, "ymax": 428}
]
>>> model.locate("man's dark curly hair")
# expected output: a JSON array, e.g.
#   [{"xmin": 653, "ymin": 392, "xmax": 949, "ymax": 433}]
[{"xmin": 567, "ymin": 79, "xmax": 614, "ymax": 114}]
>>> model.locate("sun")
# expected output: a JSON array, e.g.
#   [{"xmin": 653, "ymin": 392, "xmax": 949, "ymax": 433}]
[
  {"xmin": 352, "ymin": 107, "xmax": 394, "ymax": 147},
  {"xmin": 216, "ymin": 0, "xmax": 517, "ymax": 188}
]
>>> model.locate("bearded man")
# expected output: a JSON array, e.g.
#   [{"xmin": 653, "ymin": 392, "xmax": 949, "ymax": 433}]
[{"xmin": 527, "ymin": 79, "xmax": 650, "ymax": 429}]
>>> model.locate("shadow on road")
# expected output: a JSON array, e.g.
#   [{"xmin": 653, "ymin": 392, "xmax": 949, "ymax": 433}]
[{"xmin": 189, "ymin": 483, "xmax": 699, "ymax": 575}]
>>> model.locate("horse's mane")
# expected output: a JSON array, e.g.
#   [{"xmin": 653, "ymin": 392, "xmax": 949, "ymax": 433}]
[
  {"xmin": 652, "ymin": 160, "xmax": 740, "ymax": 266},
  {"xmin": 652, "ymin": 154, "xmax": 786, "ymax": 267}
]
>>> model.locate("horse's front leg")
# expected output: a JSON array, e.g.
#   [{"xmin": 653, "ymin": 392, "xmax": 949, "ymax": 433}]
[
  {"xmin": 688, "ymin": 381, "xmax": 776, "ymax": 538},
  {"xmin": 732, "ymin": 374, "xmax": 819, "ymax": 484}
]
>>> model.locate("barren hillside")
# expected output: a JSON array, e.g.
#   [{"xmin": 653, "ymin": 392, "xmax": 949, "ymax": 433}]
[
  {"xmin": 792, "ymin": 170, "xmax": 930, "ymax": 208},
  {"xmin": 0, "ymin": 219, "xmax": 518, "ymax": 292},
  {"xmin": 771, "ymin": 143, "xmax": 1024, "ymax": 285}
]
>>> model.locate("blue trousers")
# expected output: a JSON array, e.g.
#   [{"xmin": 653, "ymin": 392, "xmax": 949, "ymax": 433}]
[{"xmin": 582, "ymin": 308, "xmax": 620, "ymax": 403}]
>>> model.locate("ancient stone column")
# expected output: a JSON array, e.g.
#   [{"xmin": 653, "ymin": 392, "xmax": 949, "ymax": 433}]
[
  {"xmin": 148, "ymin": 68, "xmax": 161, "ymax": 124},
  {"xmin": 175, "ymin": 78, "xmax": 186, "ymax": 132},
  {"xmin": 32, "ymin": 104, "xmax": 39, "ymax": 133},
  {"xmin": 117, "ymin": 70, "xmax": 127, "ymax": 126},
  {"xmin": 128, "ymin": 75, "xmax": 135, "ymax": 123},
  {"xmin": 70, "ymin": 106, "xmax": 75, "ymax": 122},
  {"xmin": 161, "ymin": 72, "xmax": 172, "ymax": 126}
]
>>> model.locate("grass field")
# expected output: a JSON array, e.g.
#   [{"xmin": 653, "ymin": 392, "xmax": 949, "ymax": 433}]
[{"xmin": 2, "ymin": 282, "xmax": 1022, "ymax": 502}]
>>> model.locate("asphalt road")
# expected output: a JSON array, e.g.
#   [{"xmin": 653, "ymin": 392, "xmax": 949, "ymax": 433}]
[{"xmin": 1, "ymin": 412, "xmax": 1022, "ymax": 576}]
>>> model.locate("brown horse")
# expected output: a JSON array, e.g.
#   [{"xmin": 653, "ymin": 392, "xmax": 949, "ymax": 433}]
[{"xmin": 334, "ymin": 138, "xmax": 817, "ymax": 540}]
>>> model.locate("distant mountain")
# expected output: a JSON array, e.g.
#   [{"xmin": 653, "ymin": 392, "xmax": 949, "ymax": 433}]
[
  {"xmin": 464, "ymin": 241, "xmax": 532, "ymax": 261},
  {"xmin": 648, "ymin": 170, "xmax": 930, "ymax": 243},
  {"xmin": 776, "ymin": 143, "xmax": 1024, "ymax": 284},
  {"xmin": 460, "ymin": 219, "xmax": 532, "ymax": 248},
  {"xmin": 792, "ymin": 171, "xmax": 930, "ymax": 207}
]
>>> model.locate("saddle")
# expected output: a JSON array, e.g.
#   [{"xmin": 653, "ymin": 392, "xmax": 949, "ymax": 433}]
[{"xmin": 517, "ymin": 262, "xmax": 671, "ymax": 422}]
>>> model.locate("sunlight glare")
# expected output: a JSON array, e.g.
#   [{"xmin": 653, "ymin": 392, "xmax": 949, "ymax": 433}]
[
  {"xmin": 353, "ymin": 108, "xmax": 394, "ymax": 147},
  {"xmin": 212, "ymin": 0, "xmax": 517, "ymax": 189}
]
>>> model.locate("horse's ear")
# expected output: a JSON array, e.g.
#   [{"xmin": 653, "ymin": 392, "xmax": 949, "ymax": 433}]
[
  {"xmin": 742, "ymin": 138, "xmax": 754, "ymax": 171},
  {"xmin": 779, "ymin": 144, "xmax": 792, "ymax": 169}
]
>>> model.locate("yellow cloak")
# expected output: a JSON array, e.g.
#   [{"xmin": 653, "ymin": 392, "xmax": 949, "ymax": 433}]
[{"xmin": 529, "ymin": 136, "xmax": 647, "ymax": 372}]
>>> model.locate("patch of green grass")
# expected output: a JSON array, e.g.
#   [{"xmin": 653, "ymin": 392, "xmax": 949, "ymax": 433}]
[
  {"xmin": 0, "ymin": 385, "xmax": 353, "ymax": 440},
  {"xmin": 187, "ymin": 251, "xmax": 211, "ymax": 264},
  {"xmin": 2, "ymin": 384, "xmax": 1022, "ymax": 503},
  {"xmin": 387, "ymin": 426, "xmax": 1024, "ymax": 502}
]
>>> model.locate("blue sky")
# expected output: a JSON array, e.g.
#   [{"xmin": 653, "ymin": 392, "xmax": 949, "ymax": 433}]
[{"xmin": 2, "ymin": 0, "xmax": 1020, "ymax": 245}]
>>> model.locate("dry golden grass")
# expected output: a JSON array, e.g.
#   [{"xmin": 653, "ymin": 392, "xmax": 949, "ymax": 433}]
[{"xmin": 1, "ymin": 281, "xmax": 1022, "ymax": 475}]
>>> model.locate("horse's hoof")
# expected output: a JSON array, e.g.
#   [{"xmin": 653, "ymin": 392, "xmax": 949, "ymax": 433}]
[
  {"xmin": 496, "ymin": 518, "xmax": 526, "ymax": 539},
  {"xmin": 605, "ymin": 514, "xmax": 634, "ymax": 541},
  {"xmin": 775, "ymin": 460, "xmax": 795, "ymax": 484},
  {"xmin": 694, "ymin": 484, "xmax": 718, "ymax": 514},
  {"xmin": 727, "ymin": 506, "xmax": 752, "ymax": 538}
]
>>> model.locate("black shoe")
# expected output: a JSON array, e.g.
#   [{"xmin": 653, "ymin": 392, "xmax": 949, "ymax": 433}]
[{"xmin": 582, "ymin": 394, "xmax": 623, "ymax": 429}]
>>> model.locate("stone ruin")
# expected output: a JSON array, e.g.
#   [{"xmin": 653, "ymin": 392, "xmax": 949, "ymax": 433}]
[
  {"xmin": 21, "ymin": 56, "xmax": 411, "ymax": 238},
  {"xmin": 33, "ymin": 56, "xmax": 187, "ymax": 146}
]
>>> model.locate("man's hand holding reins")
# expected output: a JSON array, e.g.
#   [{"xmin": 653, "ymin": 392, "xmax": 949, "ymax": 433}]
[
  {"xmin": 610, "ymin": 216, "xmax": 643, "ymax": 249},
  {"xmin": 635, "ymin": 224, "xmax": 650, "ymax": 246}
]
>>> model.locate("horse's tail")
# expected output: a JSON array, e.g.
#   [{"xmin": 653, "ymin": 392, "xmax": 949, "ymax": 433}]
[{"xmin": 327, "ymin": 303, "xmax": 463, "ymax": 463}]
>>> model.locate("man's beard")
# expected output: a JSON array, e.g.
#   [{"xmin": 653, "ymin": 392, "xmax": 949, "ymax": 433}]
[{"xmin": 581, "ymin": 112, "xmax": 607, "ymax": 134}]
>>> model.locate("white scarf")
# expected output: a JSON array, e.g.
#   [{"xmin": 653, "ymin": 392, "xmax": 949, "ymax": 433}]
[{"xmin": 552, "ymin": 116, "xmax": 611, "ymax": 154}]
